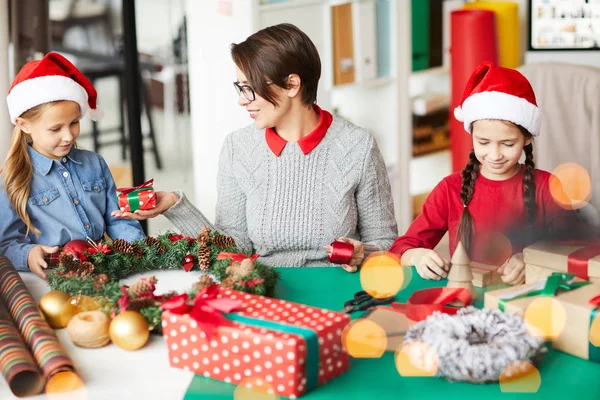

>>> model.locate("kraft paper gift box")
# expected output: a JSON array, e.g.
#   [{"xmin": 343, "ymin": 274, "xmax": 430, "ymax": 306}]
[
  {"xmin": 471, "ymin": 262, "xmax": 503, "ymax": 288},
  {"xmin": 484, "ymin": 274, "xmax": 600, "ymax": 363},
  {"xmin": 523, "ymin": 241, "xmax": 600, "ymax": 284},
  {"xmin": 161, "ymin": 286, "xmax": 351, "ymax": 398}
]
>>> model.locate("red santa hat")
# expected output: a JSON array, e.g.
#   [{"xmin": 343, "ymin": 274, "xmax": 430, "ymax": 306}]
[
  {"xmin": 454, "ymin": 61, "xmax": 541, "ymax": 136},
  {"xmin": 6, "ymin": 52, "xmax": 104, "ymax": 124}
]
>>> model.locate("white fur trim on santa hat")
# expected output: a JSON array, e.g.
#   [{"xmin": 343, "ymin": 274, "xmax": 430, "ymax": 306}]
[
  {"xmin": 87, "ymin": 105, "xmax": 104, "ymax": 121},
  {"xmin": 6, "ymin": 75, "xmax": 89, "ymax": 124},
  {"xmin": 458, "ymin": 91, "xmax": 542, "ymax": 136}
]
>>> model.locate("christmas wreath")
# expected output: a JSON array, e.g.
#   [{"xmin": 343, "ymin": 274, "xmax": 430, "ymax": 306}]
[
  {"xmin": 47, "ymin": 227, "xmax": 279, "ymax": 333},
  {"xmin": 402, "ymin": 307, "xmax": 546, "ymax": 383}
]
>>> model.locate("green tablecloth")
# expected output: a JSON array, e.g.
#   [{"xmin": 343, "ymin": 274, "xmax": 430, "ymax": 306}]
[{"xmin": 185, "ymin": 267, "xmax": 600, "ymax": 399}]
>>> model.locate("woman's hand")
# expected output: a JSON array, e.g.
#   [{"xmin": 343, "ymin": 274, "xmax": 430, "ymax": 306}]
[
  {"xmin": 498, "ymin": 253, "xmax": 525, "ymax": 285},
  {"xmin": 111, "ymin": 191, "xmax": 179, "ymax": 221},
  {"xmin": 325, "ymin": 237, "xmax": 365, "ymax": 273},
  {"xmin": 404, "ymin": 248, "xmax": 450, "ymax": 280},
  {"xmin": 27, "ymin": 245, "xmax": 59, "ymax": 280}
]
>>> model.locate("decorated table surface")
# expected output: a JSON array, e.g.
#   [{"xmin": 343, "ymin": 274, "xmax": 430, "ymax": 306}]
[{"xmin": 1, "ymin": 267, "xmax": 600, "ymax": 400}]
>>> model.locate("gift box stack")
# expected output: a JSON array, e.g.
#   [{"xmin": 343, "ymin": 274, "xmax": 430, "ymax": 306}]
[
  {"xmin": 116, "ymin": 178, "xmax": 157, "ymax": 213},
  {"xmin": 523, "ymin": 241, "xmax": 600, "ymax": 284},
  {"xmin": 485, "ymin": 272, "xmax": 600, "ymax": 363},
  {"xmin": 162, "ymin": 287, "xmax": 351, "ymax": 398}
]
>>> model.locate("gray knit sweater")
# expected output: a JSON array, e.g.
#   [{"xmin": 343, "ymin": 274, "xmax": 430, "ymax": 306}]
[{"xmin": 164, "ymin": 116, "xmax": 398, "ymax": 267}]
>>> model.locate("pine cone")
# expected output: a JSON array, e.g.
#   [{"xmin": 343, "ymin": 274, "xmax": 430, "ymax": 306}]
[
  {"xmin": 59, "ymin": 253, "xmax": 78, "ymax": 272},
  {"xmin": 219, "ymin": 277, "xmax": 236, "ymax": 290},
  {"xmin": 128, "ymin": 297, "xmax": 158, "ymax": 312},
  {"xmin": 112, "ymin": 238, "xmax": 134, "ymax": 254},
  {"xmin": 160, "ymin": 291, "xmax": 178, "ymax": 301},
  {"xmin": 92, "ymin": 273, "xmax": 109, "ymax": 291},
  {"xmin": 192, "ymin": 274, "xmax": 216, "ymax": 292},
  {"xmin": 78, "ymin": 261, "xmax": 95, "ymax": 278},
  {"xmin": 132, "ymin": 244, "xmax": 144, "ymax": 259},
  {"xmin": 129, "ymin": 276, "xmax": 158, "ymax": 297},
  {"xmin": 213, "ymin": 234, "xmax": 235, "ymax": 249},
  {"xmin": 197, "ymin": 246, "xmax": 211, "ymax": 271},
  {"xmin": 144, "ymin": 237, "xmax": 166, "ymax": 255},
  {"xmin": 197, "ymin": 226, "xmax": 211, "ymax": 246}
]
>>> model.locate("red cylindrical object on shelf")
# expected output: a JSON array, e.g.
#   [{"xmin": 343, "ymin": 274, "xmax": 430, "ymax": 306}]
[{"xmin": 450, "ymin": 9, "xmax": 498, "ymax": 173}]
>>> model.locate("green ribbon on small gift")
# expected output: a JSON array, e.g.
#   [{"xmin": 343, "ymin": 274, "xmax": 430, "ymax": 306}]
[
  {"xmin": 116, "ymin": 179, "xmax": 154, "ymax": 212},
  {"xmin": 497, "ymin": 272, "xmax": 600, "ymax": 362},
  {"xmin": 497, "ymin": 272, "xmax": 589, "ymax": 312}
]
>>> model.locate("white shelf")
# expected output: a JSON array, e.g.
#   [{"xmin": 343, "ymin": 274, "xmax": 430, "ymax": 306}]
[
  {"xmin": 410, "ymin": 65, "xmax": 449, "ymax": 78},
  {"xmin": 259, "ymin": 0, "xmax": 324, "ymax": 12},
  {"xmin": 409, "ymin": 149, "xmax": 451, "ymax": 196},
  {"xmin": 331, "ymin": 76, "xmax": 395, "ymax": 90}
]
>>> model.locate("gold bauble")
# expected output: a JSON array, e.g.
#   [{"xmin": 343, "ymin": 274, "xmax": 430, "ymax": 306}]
[
  {"xmin": 60, "ymin": 294, "xmax": 101, "ymax": 328},
  {"xmin": 109, "ymin": 311, "xmax": 150, "ymax": 351},
  {"xmin": 39, "ymin": 290, "xmax": 71, "ymax": 329}
]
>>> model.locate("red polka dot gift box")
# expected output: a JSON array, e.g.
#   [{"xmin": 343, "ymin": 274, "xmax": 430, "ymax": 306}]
[
  {"xmin": 116, "ymin": 178, "xmax": 156, "ymax": 213},
  {"xmin": 161, "ymin": 285, "xmax": 351, "ymax": 398}
]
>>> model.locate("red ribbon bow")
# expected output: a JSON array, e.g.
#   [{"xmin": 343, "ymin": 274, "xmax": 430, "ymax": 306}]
[
  {"xmin": 389, "ymin": 287, "xmax": 472, "ymax": 322},
  {"xmin": 161, "ymin": 285, "xmax": 240, "ymax": 339},
  {"xmin": 217, "ymin": 252, "xmax": 260, "ymax": 265},
  {"xmin": 113, "ymin": 286, "xmax": 130, "ymax": 318},
  {"xmin": 590, "ymin": 295, "xmax": 600, "ymax": 307},
  {"xmin": 86, "ymin": 243, "xmax": 112, "ymax": 255},
  {"xmin": 116, "ymin": 178, "xmax": 154, "ymax": 196}
]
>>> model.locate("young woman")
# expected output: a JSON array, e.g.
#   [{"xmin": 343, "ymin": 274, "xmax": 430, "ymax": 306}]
[{"xmin": 114, "ymin": 23, "xmax": 398, "ymax": 270}]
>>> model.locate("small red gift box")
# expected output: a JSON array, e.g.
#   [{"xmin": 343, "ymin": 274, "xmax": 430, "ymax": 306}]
[
  {"xmin": 116, "ymin": 178, "xmax": 156, "ymax": 212},
  {"xmin": 161, "ymin": 287, "xmax": 351, "ymax": 398}
]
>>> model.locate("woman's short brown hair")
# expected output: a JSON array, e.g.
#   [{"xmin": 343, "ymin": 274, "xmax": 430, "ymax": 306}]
[{"xmin": 231, "ymin": 23, "xmax": 321, "ymax": 106}]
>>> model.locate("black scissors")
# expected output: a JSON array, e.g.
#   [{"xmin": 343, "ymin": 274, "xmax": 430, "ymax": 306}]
[{"xmin": 340, "ymin": 290, "xmax": 395, "ymax": 314}]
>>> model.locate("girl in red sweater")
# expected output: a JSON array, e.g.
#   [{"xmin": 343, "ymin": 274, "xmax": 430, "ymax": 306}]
[{"xmin": 390, "ymin": 62, "xmax": 572, "ymax": 285}]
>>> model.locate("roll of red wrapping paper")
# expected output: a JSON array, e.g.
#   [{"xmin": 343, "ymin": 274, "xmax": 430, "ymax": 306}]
[
  {"xmin": 0, "ymin": 298, "xmax": 45, "ymax": 397},
  {"xmin": 0, "ymin": 259, "xmax": 78, "ymax": 390},
  {"xmin": 450, "ymin": 9, "xmax": 498, "ymax": 172}
]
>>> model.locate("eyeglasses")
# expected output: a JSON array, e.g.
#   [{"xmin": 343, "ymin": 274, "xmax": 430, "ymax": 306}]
[{"xmin": 233, "ymin": 81, "xmax": 273, "ymax": 102}]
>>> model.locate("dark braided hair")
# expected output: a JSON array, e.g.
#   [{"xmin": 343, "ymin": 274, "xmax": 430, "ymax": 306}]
[
  {"xmin": 456, "ymin": 150, "xmax": 480, "ymax": 254},
  {"xmin": 456, "ymin": 122, "xmax": 535, "ymax": 255}
]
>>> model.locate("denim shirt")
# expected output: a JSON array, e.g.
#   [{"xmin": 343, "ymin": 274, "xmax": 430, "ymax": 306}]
[{"xmin": 0, "ymin": 146, "xmax": 145, "ymax": 271}]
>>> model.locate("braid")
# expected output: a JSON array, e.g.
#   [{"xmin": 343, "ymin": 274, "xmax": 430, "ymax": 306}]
[
  {"xmin": 523, "ymin": 142, "xmax": 537, "ymax": 226},
  {"xmin": 456, "ymin": 150, "xmax": 480, "ymax": 255}
]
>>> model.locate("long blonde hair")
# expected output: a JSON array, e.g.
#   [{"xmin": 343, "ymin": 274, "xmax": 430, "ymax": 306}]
[{"xmin": 2, "ymin": 102, "xmax": 58, "ymax": 236}]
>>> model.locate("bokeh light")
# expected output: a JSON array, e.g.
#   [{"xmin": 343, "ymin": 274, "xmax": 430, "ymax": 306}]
[
  {"xmin": 499, "ymin": 361, "xmax": 541, "ymax": 393},
  {"xmin": 234, "ymin": 377, "xmax": 279, "ymax": 400},
  {"xmin": 590, "ymin": 313, "xmax": 600, "ymax": 347},
  {"xmin": 395, "ymin": 342, "xmax": 438, "ymax": 377},
  {"xmin": 46, "ymin": 371, "xmax": 86, "ymax": 399},
  {"xmin": 523, "ymin": 297, "xmax": 567, "ymax": 340},
  {"xmin": 477, "ymin": 232, "xmax": 512, "ymax": 266},
  {"xmin": 550, "ymin": 163, "xmax": 592, "ymax": 210},
  {"xmin": 60, "ymin": 295, "xmax": 101, "ymax": 327},
  {"xmin": 360, "ymin": 252, "xmax": 405, "ymax": 298},
  {"xmin": 342, "ymin": 319, "xmax": 387, "ymax": 358}
]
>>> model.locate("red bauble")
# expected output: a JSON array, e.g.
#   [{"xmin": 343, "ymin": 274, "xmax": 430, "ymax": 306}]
[{"xmin": 62, "ymin": 239, "xmax": 90, "ymax": 260}]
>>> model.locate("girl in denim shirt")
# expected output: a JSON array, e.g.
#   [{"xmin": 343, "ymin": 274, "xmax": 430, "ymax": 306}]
[{"xmin": 0, "ymin": 52, "xmax": 145, "ymax": 279}]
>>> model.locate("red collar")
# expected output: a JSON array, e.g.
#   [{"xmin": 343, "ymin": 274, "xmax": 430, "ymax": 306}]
[{"xmin": 265, "ymin": 105, "xmax": 333, "ymax": 157}]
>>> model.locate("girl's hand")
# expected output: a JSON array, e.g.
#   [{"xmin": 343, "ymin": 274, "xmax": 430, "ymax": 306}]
[
  {"xmin": 27, "ymin": 245, "xmax": 59, "ymax": 280},
  {"xmin": 111, "ymin": 191, "xmax": 178, "ymax": 221},
  {"xmin": 407, "ymin": 248, "xmax": 450, "ymax": 280},
  {"xmin": 325, "ymin": 237, "xmax": 365, "ymax": 273},
  {"xmin": 498, "ymin": 253, "xmax": 525, "ymax": 285}
]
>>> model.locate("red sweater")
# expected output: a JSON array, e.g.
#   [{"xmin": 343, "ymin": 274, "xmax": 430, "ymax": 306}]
[{"xmin": 390, "ymin": 165, "xmax": 571, "ymax": 264}]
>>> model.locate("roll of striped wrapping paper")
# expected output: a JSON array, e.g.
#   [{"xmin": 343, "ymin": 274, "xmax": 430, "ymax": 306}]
[
  {"xmin": 0, "ymin": 297, "xmax": 45, "ymax": 397},
  {"xmin": 0, "ymin": 258, "xmax": 78, "ymax": 390}
]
